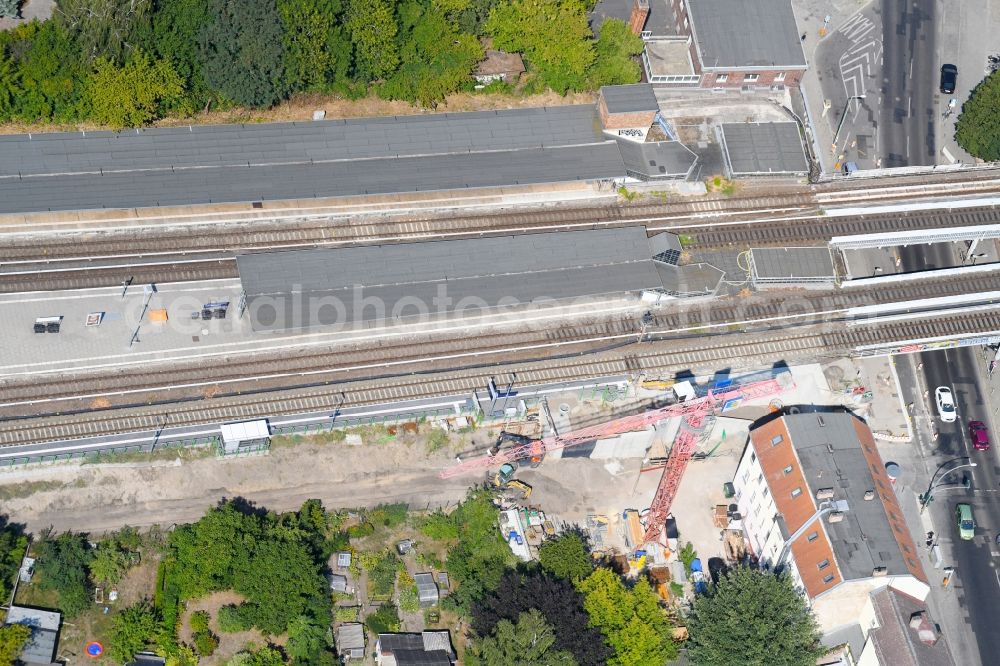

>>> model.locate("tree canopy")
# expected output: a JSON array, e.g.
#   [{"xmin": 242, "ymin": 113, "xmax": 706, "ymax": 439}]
[
  {"xmin": 686, "ymin": 567, "xmax": 824, "ymax": 666},
  {"xmin": 577, "ymin": 568, "xmax": 677, "ymax": 666},
  {"xmin": 199, "ymin": 0, "xmax": 289, "ymax": 107},
  {"xmin": 472, "ymin": 568, "xmax": 611, "ymax": 666},
  {"xmin": 486, "ymin": 0, "xmax": 594, "ymax": 93},
  {"xmin": 165, "ymin": 499, "xmax": 335, "ymax": 661},
  {"xmin": 538, "ymin": 532, "xmax": 593, "ymax": 582},
  {"xmin": 34, "ymin": 531, "xmax": 94, "ymax": 617},
  {"xmin": 468, "ymin": 609, "xmax": 577, "ymax": 665},
  {"xmin": 0, "ymin": 624, "xmax": 30, "ymax": 664},
  {"xmin": 955, "ymin": 70, "xmax": 1000, "ymax": 161},
  {"xmin": 108, "ymin": 602, "xmax": 159, "ymax": 663},
  {"xmin": 0, "ymin": 0, "xmax": 643, "ymax": 127}
]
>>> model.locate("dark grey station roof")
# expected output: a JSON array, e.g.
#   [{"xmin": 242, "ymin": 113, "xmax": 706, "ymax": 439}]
[
  {"xmin": 721, "ymin": 122, "xmax": 808, "ymax": 176},
  {"xmin": 237, "ymin": 227, "xmax": 669, "ymax": 333},
  {"xmin": 617, "ymin": 139, "xmax": 697, "ymax": 179},
  {"xmin": 600, "ymin": 84, "xmax": 659, "ymax": 114},
  {"xmin": 0, "ymin": 106, "xmax": 627, "ymax": 214},
  {"xmin": 688, "ymin": 0, "xmax": 806, "ymax": 69},
  {"xmin": 785, "ymin": 413, "xmax": 912, "ymax": 583}
]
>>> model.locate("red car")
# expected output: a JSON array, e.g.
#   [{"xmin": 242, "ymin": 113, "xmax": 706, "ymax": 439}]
[{"xmin": 969, "ymin": 421, "xmax": 990, "ymax": 451}]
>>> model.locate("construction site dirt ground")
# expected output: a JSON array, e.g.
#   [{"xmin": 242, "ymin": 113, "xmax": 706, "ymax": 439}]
[
  {"xmin": 0, "ymin": 425, "xmax": 654, "ymax": 536},
  {"xmin": 0, "ymin": 359, "xmax": 905, "ymax": 539}
]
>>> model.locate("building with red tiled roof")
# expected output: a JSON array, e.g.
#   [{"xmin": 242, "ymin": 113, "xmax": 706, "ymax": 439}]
[{"xmin": 732, "ymin": 411, "xmax": 929, "ymax": 634}]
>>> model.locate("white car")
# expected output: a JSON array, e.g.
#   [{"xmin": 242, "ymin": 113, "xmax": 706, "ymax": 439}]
[{"xmin": 935, "ymin": 386, "xmax": 957, "ymax": 423}]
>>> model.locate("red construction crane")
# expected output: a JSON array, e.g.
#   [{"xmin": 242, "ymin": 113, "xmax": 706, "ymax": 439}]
[{"xmin": 441, "ymin": 375, "xmax": 793, "ymax": 543}]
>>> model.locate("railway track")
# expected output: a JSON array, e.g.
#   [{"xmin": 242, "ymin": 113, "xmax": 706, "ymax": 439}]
[
  {"xmin": 4, "ymin": 201, "xmax": 1000, "ymax": 292},
  {"xmin": 3, "ymin": 267, "xmax": 1000, "ymax": 413},
  {"xmin": 2, "ymin": 308, "xmax": 998, "ymax": 447}
]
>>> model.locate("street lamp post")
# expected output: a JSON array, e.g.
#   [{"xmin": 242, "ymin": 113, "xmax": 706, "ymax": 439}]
[
  {"xmin": 832, "ymin": 95, "xmax": 867, "ymax": 154},
  {"xmin": 919, "ymin": 457, "xmax": 977, "ymax": 513}
]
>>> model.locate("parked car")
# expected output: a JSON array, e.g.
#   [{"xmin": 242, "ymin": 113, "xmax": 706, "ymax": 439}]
[
  {"xmin": 940, "ymin": 64, "xmax": 958, "ymax": 94},
  {"xmin": 956, "ymin": 503, "xmax": 975, "ymax": 540},
  {"xmin": 935, "ymin": 386, "xmax": 957, "ymax": 423},
  {"xmin": 969, "ymin": 421, "xmax": 990, "ymax": 450}
]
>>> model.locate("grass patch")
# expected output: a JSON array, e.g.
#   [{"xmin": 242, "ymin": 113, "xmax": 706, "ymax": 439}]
[
  {"xmin": 706, "ymin": 175, "xmax": 739, "ymax": 197},
  {"xmin": 0, "ymin": 480, "xmax": 65, "ymax": 500},
  {"xmin": 617, "ymin": 186, "xmax": 640, "ymax": 202},
  {"xmin": 677, "ymin": 234, "xmax": 696, "ymax": 248},
  {"xmin": 426, "ymin": 428, "xmax": 449, "ymax": 454},
  {"xmin": 82, "ymin": 445, "xmax": 214, "ymax": 466}
]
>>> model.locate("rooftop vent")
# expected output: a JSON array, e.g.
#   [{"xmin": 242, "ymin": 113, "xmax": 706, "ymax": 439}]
[
  {"xmin": 909, "ymin": 611, "xmax": 939, "ymax": 646},
  {"xmin": 817, "ymin": 415, "xmax": 826, "ymax": 427},
  {"xmin": 828, "ymin": 512, "xmax": 845, "ymax": 523},
  {"xmin": 864, "ymin": 490, "xmax": 875, "ymax": 501},
  {"xmin": 816, "ymin": 488, "xmax": 835, "ymax": 500},
  {"xmin": 873, "ymin": 566, "xmax": 887, "ymax": 577}
]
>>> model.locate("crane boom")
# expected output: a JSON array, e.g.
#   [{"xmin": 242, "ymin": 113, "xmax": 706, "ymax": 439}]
[{"xmin": 440, "ymin": 374, "xmax": 792, "ymax": 479}]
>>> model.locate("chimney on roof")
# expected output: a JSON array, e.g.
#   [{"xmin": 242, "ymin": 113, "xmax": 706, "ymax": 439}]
[
  {"xmin": 828, "ymin": 512, "xmax": 845, "ymax": 523},
  {"xmin": 909, "ymin": 611, "xmax": 939, "ymax": 646},
  {"xmin": 629, "ymin": 0, "xmax": 650, "ymax": 35},
  {"xmin": 872, "ymin": 566, "xmax": 887, "ymax": 577},
  {"xmin": 816, "ymin": 488, "xmax": 835, "ymax": 500},
  {"xmin": 864, "ymin": 489, "xmax": 875, "ymax": 501}
]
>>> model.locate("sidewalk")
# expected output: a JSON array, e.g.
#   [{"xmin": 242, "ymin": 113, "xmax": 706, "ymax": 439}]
[
  {"xmin": 792, "ymin": 0, "xmax": 879, "ymax": 173},
  {"xmin": 934, "ymin": 0, "xmax": 1000, "ymax": 164}
]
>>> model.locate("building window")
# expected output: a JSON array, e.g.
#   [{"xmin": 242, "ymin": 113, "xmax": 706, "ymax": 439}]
[
  {"xmin": 818, "ymin": 559, "xmax": 830, "ymax": 570},
  {"xmin": 823, "ymin": 574, "xmax": 835, "ymax": 583},
  {"xmin": 758, "ymin": 473, "xmax": 764, "ymax": 484},
  {"xmin": 771, "ymin": 435, "xmax": 783, "ymax": 446},
  {"xmin": 783, "ymin": 465, "xmax": 793, "ymax": 475},
  {"xmin": 743, "ymin": 469, "xmax": 751, "ymax": 483},
  {"xmin": 807, "ymin": 531, "xmax": 819, "ymax": 542},
  {"xmin": 716, "ymin": 74, "xmax": 729, "ymax": 83},
  {"xmin": 751, "ymin": 452, "xmax": 757, "ymax": 463},
  {"xmin": 744, "ymin": 73, "xmax": 760, "ymax": 82},
  {"xmin": 791, "ymin": 487, "xmax": 802, "ymax": 498},
  {"xmin": 762, "ymin": 487, "xmax": 769, "ymax": 497},
  {"xmin": 775, "ymin": 72, "xmax": 785, "ymax": 81}
]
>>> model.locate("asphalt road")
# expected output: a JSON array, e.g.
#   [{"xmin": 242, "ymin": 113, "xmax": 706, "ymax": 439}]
[
  {"xmin": 899, "ymin": 241, "xmax": 1000, "ymax": 659},
  {"xmin": 880, "ymin": 0, "xmax": 937, "ymax": 166}
]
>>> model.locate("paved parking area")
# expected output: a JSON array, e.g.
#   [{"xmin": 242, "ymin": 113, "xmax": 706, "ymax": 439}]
[{"xmin": 935, "ymin": 0, "xmax": 1000, "ymax": 163}]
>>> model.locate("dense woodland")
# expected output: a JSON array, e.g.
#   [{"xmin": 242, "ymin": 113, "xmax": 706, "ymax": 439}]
[{"xmin": 0, "ymin": 0, "xmax": 643, "ymax": 128}]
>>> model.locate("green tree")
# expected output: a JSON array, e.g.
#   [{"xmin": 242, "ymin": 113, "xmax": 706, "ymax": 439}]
[
  {"xmin": 469, "ymin": 609, "xmax": 576, "ymax": 665},
  {"xmin": 108, "ymin": 602, "xmax": 159, "ymax": 663},
  {"xmin": 278, "ymin": 0, "xmax": 352, "ymax": 91},
  {"xmin": 539, "ymin": 533, "xmax": 592, "ymax": 582},
  {"xmin": 233, "ymin": 539, "xmax": 328, "ymax": 635},
  {"xmin": 200, "ymin": 0, "xmax": 288, "ymax": 107},
  {"xmin": 345, "ymin": 0, "xmax": 399, "ymax": 80},
  {"xmin": 55, "ymin": 0, "xmax": 152, "ymax": 63},
  {"xmin": 149, "ymin": 0, "xmax": 212, "ymax": 109},
  {"xmin": 587, "ymin": 18, "xmax": 643, "ymax": 87},
  {"xmin": 365, "ymin": 603, "xmax": 401, "ymax": 634},
  {"xmin": 91, "ymin": 541, "xmax": 131, "ymax": 586},
  {"xmin": 34, "ymin": 531, "xmax": 94, "ymax": 617},
  {"xmin": 956, "ymin": 70, "xmax": 1000, "ymax": 161},
  {"xmin": 0, "ymin": 623, "xmax": 30, "ymax": 664},
  {"xmin": 486, "ymin": 0, "xmax": 595, "ymax": 93},
  {"xmin": 0, "ymin": 519, "xmax": 27, "ymax": 601},
  {"xmin": 577, "ymin": 569, "xmax": 677, "ymax": 666},
  {"xmin": 227, "ymin": 646, "xmax": 287, "ymax": 666},
  {"xmin": 380, "ymin": 0, "xmax": 482, "ymax": 106},
  {"xmin": 686, "ymin": 567, "xmax": 824, "ymax": 666},
  {"xmin": 442, "ymin": 489, "xmax": 516, "ymax": 611},
  {"xmin": 286, "ymin": 614, "xmax": 330, "ymax": 662},
  {"xmin": 0, "ymin": 19, "xmax": 90, "ymax": 122},
  {"xmin": 454, "ymin": 0, "xmax": 498, "ymax": 35}
]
